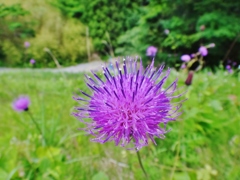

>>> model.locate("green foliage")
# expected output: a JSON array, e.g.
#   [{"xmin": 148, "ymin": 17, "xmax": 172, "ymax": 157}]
[
  {"xmin": 0, "ymin": 70, "xmax": 240, "ymax": 179},
  {"xmin": 0, "ymin": 0, "xmax": 92, "ymax": 67},
  {"xmin": 116, "ymin": 0, "xmax": 240, "ymax": 67},
  {"xmin": 55, "ymin": 0, "xmax": 145, "ymax": 56},
  {"xmin": 0, "ymin": 3, "xmax": 28, "ymax": 17}
]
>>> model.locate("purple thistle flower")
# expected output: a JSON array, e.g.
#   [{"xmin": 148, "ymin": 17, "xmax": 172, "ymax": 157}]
[
  {"xmin": 226, "ymin": 65, "xmax": 231, "ymax": 70},
  {"xmin": 181, "ymin": 54, "xmax": 191, "ymax": 62},
  {"xmin": 30, "ymin": 59, "xmax": 35, "ymax": 64},
  {"xmin": 146, "ymin": 46, "xmax": 158, "ymax": 57},
  {"xmin": 73, "ymin": 57, "xmax": 183, "ymax": 150},
  {"xmin": 24, "ymin": 41, "xmax": 30, "ymax": 48},
  {"xmin": 208, "ymin": 43, "xmax": 215, "ymax": 48},
  {"xmin": 181, "ymin": 63, "xmax": 186, "ymax": 69},
  {"xmin": 164, "ymin": 29, "xmax": 170, "ymax": 35},
  {"xmin": 198, "ymin": 46, "xmax": 208, "ymax": 56},
  {"xmin": 12, "ymin": 96, "xmax": 30, "ymax": 111},
  {"xmin": 200, "ymin": 25, "xmax": 205, "ymax": 31}
]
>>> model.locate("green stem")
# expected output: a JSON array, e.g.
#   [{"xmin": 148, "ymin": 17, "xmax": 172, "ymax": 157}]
[
  {"xmin": 27, "ymin": 111, "xmax": 46, "ymax": 146},
  {"xmin": 136, "ymin": 150, "xmax": 149, "ymax": 179},
  {"xmin": 26, "ymin": 111, "xmax": 56, "ymax": 164}
]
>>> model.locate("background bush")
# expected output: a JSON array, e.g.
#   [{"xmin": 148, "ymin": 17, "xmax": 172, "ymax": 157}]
[
  {"xmin": 0, "ymin": 0, "xmax": 92, "ymax": 67},
  {"xmin": 0, "ymin": 0, "xmax": 240, "ymax": 68}
]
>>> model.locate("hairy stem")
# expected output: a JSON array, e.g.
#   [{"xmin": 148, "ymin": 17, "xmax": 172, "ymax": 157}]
[
  {"xmin": 136, "ymin": 150, "xmax": 149, "ymax": 179},
  {"xmin": 27, "ymin": 111, "xmax": 47, "ymax": 146}
]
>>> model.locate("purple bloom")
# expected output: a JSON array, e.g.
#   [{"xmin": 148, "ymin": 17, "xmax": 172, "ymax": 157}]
[
  {"xmin": 209, "ymin": 43, "xmax": 215, "ymax": 48},
  {"xmin": 181, "ymin": 63, "xmax": 186, "ymax": 69},
  {"xmin": 200, "ymin": 25, "xmax": 205, "ymax": 31},
  {"xmin": 226, "ymin": 65, "xmax": 231, "ymax": 70},
  {"xmin": 164, "ymin": 29, "xmax": 170, "ymax": 35},
  {"xmin": 181, "ymin": 54, "xmax": 191, "ymax": 62},
  {"xmin": 191, "ymin": 54, "xmax": 195, "ymax": 58},
  {"xmin": 146, "ymin": 46, "xmax": 158, "ymax": 57},
  {"xmin": 12, "ymin": 96, "xmax": 30, "ymax": 111},
  {"xmin": 24, "ymin": 41, "xmax": 30, "ymax": 48},
  {"xmin": 198, "ymin": 46, "xmax": 208, "ymax": 56},
  {"xmin": 30, "ymin": 59, "xmax": 35, "ymax": 64},
  {"xmin": 73, "ymin": 57, "xmax": 183, "ymax": 150}
]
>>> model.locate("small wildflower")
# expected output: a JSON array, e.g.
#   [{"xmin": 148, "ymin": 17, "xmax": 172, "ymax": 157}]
[
  {"xmin": 24, "ymin": 41, "xmax": 30, "ymax": 48},
  {"xmin": 146, "ymin": 46, "xmax": 158, "ymax": 57},
  {"xmin": 208, "ymin": 43, "xmax": 215, "ymax": 48},
  {"xmin": 181, "ymin": 63, "xmax": 186, "ymax": 69},
  {"xmin": 191, "ymin": 54, "xmax": 195, "ymax": 58},
  {"xmin": 30, "ymin": 59, "xmax": 35, "ymax": 64},
  {"xmin": 226, "ymin": 65, "xmax": 233, "ymax": 73},
  {"xmin": 226, "ymin": 65, "xmax": 231, "ymax": 70},
  {"xmin": 12, "ymin": 96, "xmax": 30, "ymax": 111},
  {"xmin": 200, "ymin": 25, "xmax": 205, "ymax": 31},
  {"xmin": 198, "ymin": 46, "xmax": 208, "ymax": 56},
  {"xmin": 181, "ymin": 55, "xmax": 191, "ymax": 62},
  {"xmin": 164, "ymin": 29, "xmax": 170, "ymax": 35},
  {"xmin": 73, "ymin": 57, "xmax": 184, "ymax": 150}
]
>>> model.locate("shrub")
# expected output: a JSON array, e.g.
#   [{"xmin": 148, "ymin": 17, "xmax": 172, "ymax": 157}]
[{"xmin": 0, "ymin": 0, "xmax": 92, "ymax": 67}]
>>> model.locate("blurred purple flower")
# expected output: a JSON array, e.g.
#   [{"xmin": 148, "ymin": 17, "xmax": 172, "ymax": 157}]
[
  {"xmin": 191, "ymin": 54, "xmax": 195, "ymax": 58},
  {"xmin": 24, "ymin": 41, "xmax": 30, "ymax": 48},
  {"xmin": 226, "ymin": 65, "xmax": 231, "ymax": 70},
  {"xmin": 181, "ymin": 63, "xmax": 186, "ymax": 69},
  {"xmin": 226, "ymin": 65, "xmax": 233, "ymax": 73},
  {"xmin": 164, "ymin": 29, "xmax": 170, "ymax": 35},
  {"xmin": 198, "ymin": 46, "xmax": 208, "ymax": 56},
  {"xmin": 12, "ymin": 96, "xmax": 30, "ymax": 111},
  {"xmin": 30, "ymin": 59, "xmax": 35, "ymax": 64},
  {"xmin": 181, "ymin": 54, "xmax": 191, "ymax": 62},
  {"xmin": 209, "ymin": 43, "xmax": 215, "ymax": 48},
  {"xmin": 146, "ymin": 46, "xmax": 158, "ymax": 57},
  {"xmin": 233, "ymin": 62, "xmax": 237, "ymax": 66},
  {"xmin": 73, "ymin": 58, "xmax": 183, "ymax": 150},
  {"xmin": 200, "ymin": 25, "xmax": 205, "ymax": 31},
  {"xmin": 228, "ymin": 69, "xmax": 233, "ymax": 74}
]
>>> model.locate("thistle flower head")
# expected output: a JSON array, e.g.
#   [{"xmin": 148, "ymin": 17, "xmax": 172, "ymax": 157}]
[
  {"xmin": 198, "ymin": 46, "xmax": 208, "ymax": 56},
  {"xmin": 164, "ymin": 29, "xmax": 170, "ymax": 35},
  {"xmin": 181, "ymin": 54, "xmax": 191, "ymax": 62},
  {"xmin": 73, "ymin": 57, "xmax": 184, "ymax": 150},
  {"xmin": 24, "ymin": 41, "xmax": 30, "ymax": 48},
  {"xmin": 30, "ymin": 59, "xmax": 35, "ymax": 64},
  {"xmin": 12, "ymin": 96, "xmax": 30, "ymax": 111},
  {"xmin": 146, "ymin": 46, "xmax": 158, "ymax": 57}
]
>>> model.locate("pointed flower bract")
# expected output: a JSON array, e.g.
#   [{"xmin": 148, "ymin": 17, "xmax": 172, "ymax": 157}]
[{"xmin": 73, "ymin": 57, "xmax": 184, "ymax": 150}]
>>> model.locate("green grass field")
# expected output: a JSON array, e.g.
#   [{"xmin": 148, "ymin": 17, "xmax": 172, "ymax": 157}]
[{"xmin": 0, "ymin": 70, "xmax": 239, "ymax": 180}]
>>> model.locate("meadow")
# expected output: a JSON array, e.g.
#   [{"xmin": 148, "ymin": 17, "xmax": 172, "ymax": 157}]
[{"xmin": 0, "ymin": 69, "xmax": 239, "ymax": 180}]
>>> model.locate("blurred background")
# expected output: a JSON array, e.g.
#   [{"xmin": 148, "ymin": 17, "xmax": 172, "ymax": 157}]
[
  {"xmin": 1, "ymin": 0, "xmax": 240, "ymax": 69},
  {"xmin": 0, "ymin": 1, "xmax": 240, "ymax": 180}
]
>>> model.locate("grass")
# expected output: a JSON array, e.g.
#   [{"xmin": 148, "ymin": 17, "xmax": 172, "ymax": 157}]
[{"xmin": 0, "ymin": 69, "xmax": 239, "ymax": 180}]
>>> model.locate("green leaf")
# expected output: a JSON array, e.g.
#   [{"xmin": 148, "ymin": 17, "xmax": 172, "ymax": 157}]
[
  {"xmin": 92, "ymin": 172, "xmax": 109, "ymax": 180},
  {"xmin": 173, "ymin": 172, "xmax": 191, "ymax": 180},
  {"xmin": 0, "ymin": 168, "xmax": 8, "ymax": 180}
]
